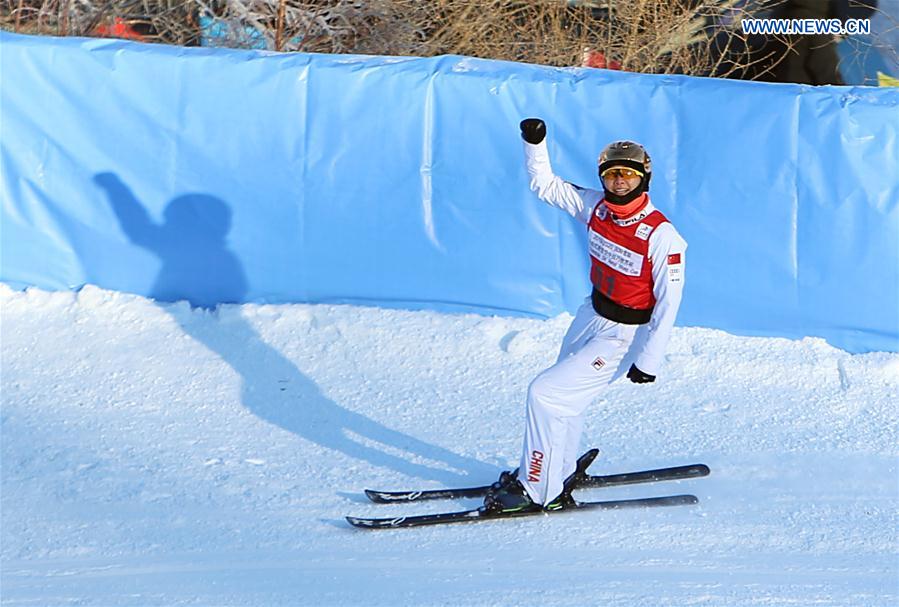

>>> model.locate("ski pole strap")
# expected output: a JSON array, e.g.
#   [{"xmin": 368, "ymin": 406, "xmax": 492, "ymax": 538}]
[{"xmin": 591, "ymin": 288, "xmax": 653, "ymax": 325}]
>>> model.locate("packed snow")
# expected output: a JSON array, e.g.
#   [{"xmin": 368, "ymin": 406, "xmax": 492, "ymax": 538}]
[{"xmin": 1, "ymin": 283, "xmax": 897, "ymax": 606}]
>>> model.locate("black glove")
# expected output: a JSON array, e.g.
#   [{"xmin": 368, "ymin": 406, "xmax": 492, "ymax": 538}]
[
  {"xmin": 519, "ymin": 118, "xmax": 546, "ymax": 144},
  {"xmin": 627, "ymin": 364, "xmax": 655, "ymax": 384}
]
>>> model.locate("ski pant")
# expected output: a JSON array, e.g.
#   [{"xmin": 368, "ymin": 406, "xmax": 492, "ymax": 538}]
[{"xmin": 518, "ymin": 299, "xmax": 640, "ymax": 505}]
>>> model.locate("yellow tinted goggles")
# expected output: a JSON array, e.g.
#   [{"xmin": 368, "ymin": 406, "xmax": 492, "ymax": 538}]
[{"xmin": 601, "ymin": 167, "xmax": 644, "ymax": 180}]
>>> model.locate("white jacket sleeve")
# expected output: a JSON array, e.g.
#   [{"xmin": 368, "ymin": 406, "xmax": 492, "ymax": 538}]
[
  {"xmin": 523, "ymin": 140, "xmax": 602, "ymax": 225},
  {"xmin": 634, "ymin": 222, "xmax": 687, "ymax": 376}
]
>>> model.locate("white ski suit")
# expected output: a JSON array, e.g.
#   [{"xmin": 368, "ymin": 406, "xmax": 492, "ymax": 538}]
[{"xmin": 518, "ymin": 139, "xmax": 688, "ymax": 505}]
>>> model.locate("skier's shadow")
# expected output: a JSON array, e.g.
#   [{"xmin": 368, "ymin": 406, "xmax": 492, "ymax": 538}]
[{"xmin": 94, "ymin": 172, "xmax": 490, "ymax": 484}]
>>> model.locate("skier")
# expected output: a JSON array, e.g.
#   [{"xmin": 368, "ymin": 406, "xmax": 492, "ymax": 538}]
[{"xmin": 486, "ymin": 118, "xmax": 688, "ymax": 514}]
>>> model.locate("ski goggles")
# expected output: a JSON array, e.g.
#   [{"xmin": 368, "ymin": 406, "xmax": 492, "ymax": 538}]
[{"xmin": 600, "ymin": 167, "xmax": 644, "ymax": 180}]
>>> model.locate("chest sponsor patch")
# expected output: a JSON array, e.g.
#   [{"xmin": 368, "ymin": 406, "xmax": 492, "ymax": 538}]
[
  {"xmin": 635, "ymin": 223, "xmax": 653, "ymax": 240},
  {"xmin": 614, "ymin": 210, "xmax": 649, "ymax": 227},
  {"xmin": 588, "ymin": 230, "xmax": 644, "ymax": 276}
]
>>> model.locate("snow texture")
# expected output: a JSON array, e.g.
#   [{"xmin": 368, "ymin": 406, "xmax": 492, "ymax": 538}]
[{"xmin": 2, "ymin": 283, "xmax": 897, "ymax": 606}]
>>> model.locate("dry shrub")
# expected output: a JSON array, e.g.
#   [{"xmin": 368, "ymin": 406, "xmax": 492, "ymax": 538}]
[
  {"xmin": 2, "ymin": 0, "xmax": 791, "ymax": 78},
  {"xmin": 404, "ymin": 0, "xmax": 786, "ymax": 77}
]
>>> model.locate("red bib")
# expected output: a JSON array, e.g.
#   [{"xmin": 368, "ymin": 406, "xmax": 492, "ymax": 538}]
[{"xmin": 587, "ymin": 201, "xmax": 668, "ymax": 311}]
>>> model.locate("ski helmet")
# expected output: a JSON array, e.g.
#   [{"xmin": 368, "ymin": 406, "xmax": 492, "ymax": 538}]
[{"xmin": 597, "ymin": 140, "xmax": 652, "ymax": 205}]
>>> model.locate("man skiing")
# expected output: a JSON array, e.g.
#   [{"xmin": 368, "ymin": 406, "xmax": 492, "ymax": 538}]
[{"xmin": 485, "ymin": 118, "xmax": 688, "ymax": 514}]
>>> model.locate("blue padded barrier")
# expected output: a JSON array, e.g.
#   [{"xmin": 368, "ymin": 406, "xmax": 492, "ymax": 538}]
[{"xmin": 1, "ymin": 32, "xmax": 897, "ymax": 352}]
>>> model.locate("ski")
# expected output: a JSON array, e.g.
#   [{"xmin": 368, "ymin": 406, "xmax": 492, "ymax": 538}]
[
  {"xmin": 347, "ymin": 493, "xmax": 699, "ymax": 529},
  {"xmin": 364, "ymin": 462, "xmax": 710, "ymax": 503}
]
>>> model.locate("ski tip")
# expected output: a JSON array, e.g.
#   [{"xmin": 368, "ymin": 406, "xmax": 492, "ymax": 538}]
[
  {"xmin": 346, "ymin": 515, "xmax": 409, "ymax": 529},
  {"xmin": 364, "ymin": 489, "xmax": 425, "ymax": 503},
  {"xmin": 364, "ymin": 489, "xmax": 388, "ymax": 503},
  {"xmin": 346, "ymin": 515, "xmax": 378, "ymax": 528}
]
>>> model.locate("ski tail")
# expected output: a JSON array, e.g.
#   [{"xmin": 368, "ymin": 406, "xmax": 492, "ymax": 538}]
[{"xmin": 581, "ymin": 463, "xmax": 709, "ymax": 488}]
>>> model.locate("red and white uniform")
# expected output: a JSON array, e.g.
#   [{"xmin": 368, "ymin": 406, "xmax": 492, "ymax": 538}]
[
  {"xmin": 589, "ymin": 201, "xmax": 669, "ymax": 312},
  {"xmin": 518, "ymin": 139, "xmax": 687, "ymax": 505}
]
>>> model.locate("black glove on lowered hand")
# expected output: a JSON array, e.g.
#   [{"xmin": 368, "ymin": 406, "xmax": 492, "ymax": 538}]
[
  {"xmin": 627, "ymin": 364, "xmax": 656, "ymax": 384},
  {"xmin": 519, "ymin": 118, "xmax": 546, "ymax": 144}
]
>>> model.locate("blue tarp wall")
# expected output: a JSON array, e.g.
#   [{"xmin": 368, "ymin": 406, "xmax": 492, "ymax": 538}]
[{"xmin": 2, "ymin": 32, "xmax": 898, "ymax": 353}]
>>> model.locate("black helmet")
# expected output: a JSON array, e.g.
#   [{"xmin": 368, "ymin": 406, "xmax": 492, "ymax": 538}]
[{"xmin": 597, "ymin": 140, "xmax": 652, "ymax": 205}]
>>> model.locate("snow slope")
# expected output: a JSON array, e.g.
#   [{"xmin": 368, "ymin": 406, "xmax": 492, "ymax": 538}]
[{"xmin": 2, "ymin": 284, "xmax": 897, "ymax": 606}]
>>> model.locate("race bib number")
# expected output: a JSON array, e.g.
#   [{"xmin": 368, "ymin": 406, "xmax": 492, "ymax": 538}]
[{"xmin": 588, "ymin": 231, "xmax": 643, "ymax": 276}]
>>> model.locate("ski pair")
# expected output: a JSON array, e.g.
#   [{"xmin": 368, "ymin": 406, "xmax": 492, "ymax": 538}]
[{"xmin": 347, "ymin": 451, "xmax": 709, "ymax": 529}]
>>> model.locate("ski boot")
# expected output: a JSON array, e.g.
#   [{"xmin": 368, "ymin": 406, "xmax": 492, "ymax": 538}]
[
  {"xmin": 544, "ymin": 448, "xmax": 600, "ymax": 511},
  {"xmin": 483, "ymin": 478, "xmax": 541, "ymax": 514},
  {"xmin": 488, "ymin": 467, "xmax": 519, "ymax": 493},
  {"xmin": 484, "ymin": 466, "xmax": 536, "ymax": 513},
  {"xmin": 483, "ymin": 449, "xmax": 600, "ymax": 514}
]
